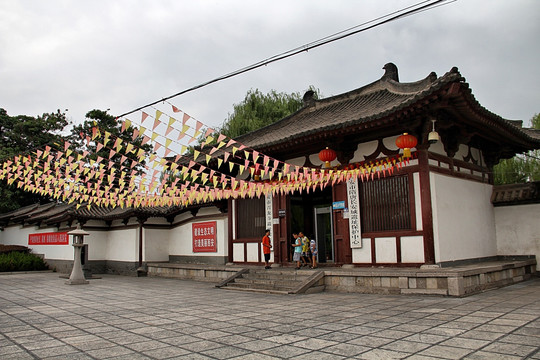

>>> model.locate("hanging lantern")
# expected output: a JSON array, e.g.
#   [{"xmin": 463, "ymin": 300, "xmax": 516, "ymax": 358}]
[
  {"xmin": 395, "ymin": 133, "xmax": 418, "ymax": 158},
  {"xmin": 318, "ymin": 147, "xmax": 337, "ymax": 168},
  {"xmin": 250, "ymin": 165, "xmax": 261, "ymax": 181}
]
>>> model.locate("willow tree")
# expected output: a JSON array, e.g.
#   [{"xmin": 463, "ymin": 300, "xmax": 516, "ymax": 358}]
[
  {"xmin": 493, "ymin": 113, "xmax": 540, "ymax": 185},
  {"xmin": 218, "ymin": 88, "xmax": 317, "ymax": 138}
]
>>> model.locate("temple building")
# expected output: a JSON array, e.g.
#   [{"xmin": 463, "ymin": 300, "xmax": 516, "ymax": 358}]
[{"xmin": 1, "ymin": 64, "xmax": 539, "ymax": 277}]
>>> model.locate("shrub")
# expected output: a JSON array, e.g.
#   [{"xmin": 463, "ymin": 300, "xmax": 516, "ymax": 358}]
[{"xmin": 0, "ymin": 247, "xmax": 48, "ymax": 272}]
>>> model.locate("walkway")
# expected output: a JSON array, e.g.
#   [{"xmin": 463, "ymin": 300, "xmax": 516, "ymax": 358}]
[{"xmin": 0, "ymin": 272, "xmax": 538, "ymax": 359}]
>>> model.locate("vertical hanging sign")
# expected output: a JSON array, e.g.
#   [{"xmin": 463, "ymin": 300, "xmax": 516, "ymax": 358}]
[
  {"xmin": 346, "ymin": 177, "xmax": 362, "ymax": 248},
  {"xmin": 265, "ymin": 193, "xmax": 273, "ymax": 241},
  {"xmin": 192, "ymin": 221, "xmax": 217, "ymax": 252}
]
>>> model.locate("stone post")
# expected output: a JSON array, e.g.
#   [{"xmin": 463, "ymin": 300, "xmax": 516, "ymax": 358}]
[{"xmin": 66, "ymin": 227, "xmax": 90, "ymax": 285}]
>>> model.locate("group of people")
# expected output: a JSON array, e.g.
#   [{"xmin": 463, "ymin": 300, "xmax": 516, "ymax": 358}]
[
  {"xmin": 261, "ymin": 229, "xmax": 318, "ymax": 270},
  {"xmin": 292, "ymin": 231, "xmax": 318, "ymax": 270}
]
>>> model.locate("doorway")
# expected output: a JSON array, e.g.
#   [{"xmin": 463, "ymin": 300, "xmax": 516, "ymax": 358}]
[
  {"xmin": 314, "ymin": 206, "xmax": 334, "ymax": 263},
  {"xmin": 287, "ymin": 187, "xmax": 333, "ymax": 264}
]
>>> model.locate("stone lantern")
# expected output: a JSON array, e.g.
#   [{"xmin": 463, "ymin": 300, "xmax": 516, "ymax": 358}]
[{"xmin": 65, "ymin": 226, "xmax": 90, "ymax": 285}]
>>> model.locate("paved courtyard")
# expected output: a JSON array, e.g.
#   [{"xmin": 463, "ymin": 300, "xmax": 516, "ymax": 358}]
[{"xmin": 0, "ymin": 272, "xmax": 538, "ymax": 360}]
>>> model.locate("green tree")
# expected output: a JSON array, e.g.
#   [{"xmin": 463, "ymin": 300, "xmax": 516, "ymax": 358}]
[
  {"xmin": 218, "ymin": 88, "xmax": 317, "ymax": 138},
  {"xmin": 69, "ymin": 109, "xmax": 153, "ymax": 184},
  {"xmin": 0, "ymin": 108, "xmax": 70, "ymax": 212},
  {"xmin": 493, "ymin": 113, "xmax": 540, "ymax": 185}
]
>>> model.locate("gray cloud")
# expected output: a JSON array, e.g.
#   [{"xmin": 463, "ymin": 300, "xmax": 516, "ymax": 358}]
[{"xmin": 1, "ymin": 0, "xmax": 539, "ymax": 130}]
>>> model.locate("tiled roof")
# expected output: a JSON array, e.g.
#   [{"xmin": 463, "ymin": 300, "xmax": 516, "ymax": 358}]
[
  {"xmin": 235, "ymin": 64, "xmax": 540, "ymax": 152},
  {"xmin": 0, "ymin": 202, "xmax": 186, "ymax": 227},
  {"xmin": 491, "ymin": 181, "xmax": 540, "ymax": 206}
]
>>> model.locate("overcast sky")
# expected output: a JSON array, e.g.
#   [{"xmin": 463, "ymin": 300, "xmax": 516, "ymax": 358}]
[{"xmin": 1, "ymin": 0, "xmax": 539, "ymax": 132}]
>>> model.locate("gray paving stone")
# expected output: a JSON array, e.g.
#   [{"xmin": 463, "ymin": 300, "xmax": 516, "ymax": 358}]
[
  {"xmin": 463, "ymin": 351, "xmax": 522, "ymax": 360},
  {"xmin": 356, "ymin": 348, "xmax": 410, "ymax": 359},
  {"xmin": 381, "ymin": 339, "xmax": 431, "ymax": 353},
  {"xmin": 481, "ymin": 342, "xmax": 538, "ymax": 357},
  {"xmin": 0, "ymin": 273, "xmax": 538, "ymax": 359},
  {"xmin": 260, "ymin": 344, "xmax": 311, "ymax": 358},
  {"xmin": 417, "ymin": 344, "xmax": 473, "ymax": 359}
]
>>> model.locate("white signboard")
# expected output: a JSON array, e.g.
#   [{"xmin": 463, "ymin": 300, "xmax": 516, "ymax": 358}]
[
  {"xmin": 265, "ymin": 193, "xmax": 274, "ymax": 242},
  {"xmin": 347, "ymin": 177, "xmax": 362, "ymax": 248}
]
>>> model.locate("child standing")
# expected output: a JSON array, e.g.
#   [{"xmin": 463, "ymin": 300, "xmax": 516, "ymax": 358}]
[
  {"xmin": 291, "ymin": 233, "xmax": 302, "ymax": 270},
  {"xmin": 299, "ymin": 231, "xmax": 310, "ymax": 267},
  {"xmin": 310, "ymin": 239, "xmax": 318, "ymax": 269}
]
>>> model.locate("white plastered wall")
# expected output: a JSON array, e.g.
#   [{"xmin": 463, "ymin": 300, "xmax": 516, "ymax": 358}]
[
  {"xmin": 0, "ymin": 225, "xmax": 73, "ymax": 260},
  {"xmin": 495, "ymin": 203, "xmax": 540, "ymax": 261},
  {"xmin": 168, "ymin": 217, "xmax": 228, "ymax": 259},
  {"xmin": 431, "ymin": 173, "xmax": 497, "ymax": 263}
]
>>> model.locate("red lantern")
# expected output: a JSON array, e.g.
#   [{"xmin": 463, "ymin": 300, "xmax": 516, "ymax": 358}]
[
  {"xmin": 395, "ymin": 133, "xmax": 417, "ymax": 158},
  {"xmin": 250, "ymin": 165, "xmax": 261, "ymax": 181},
  {"xmin": 318, "ymin": 147, "xmax": 337, "ymax": 168}
]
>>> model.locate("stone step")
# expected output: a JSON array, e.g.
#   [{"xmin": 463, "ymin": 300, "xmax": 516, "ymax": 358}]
[
  {"xmin": 233, "ymin": 277, "xmax": 300, "ymax": 289},
  {"xmin": 221, "ymin": 285, "xmax": 290, "ymax": 295},
  {"xmin": 224, "ymin": 281, "xmax": 295, "ymax": 291},
  {"xmin": 241, "ymin": 272, "xmax": 311, "ymax": 281}
]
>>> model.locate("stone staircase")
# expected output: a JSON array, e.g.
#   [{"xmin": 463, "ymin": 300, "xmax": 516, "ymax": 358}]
[{"xmin": 216, "ymin": 268, "xmax": 325, "ymax": 295}]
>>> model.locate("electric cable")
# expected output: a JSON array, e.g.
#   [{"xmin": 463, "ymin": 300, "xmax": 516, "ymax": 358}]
[{"xmin": 116, "ymin": 0, "xmax": 453, "ymax": 119}]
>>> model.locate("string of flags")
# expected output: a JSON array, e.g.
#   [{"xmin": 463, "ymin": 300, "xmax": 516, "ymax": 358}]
[{"xmin": 0, "ymin": 103, "xmax": 414, "ymax": 210}]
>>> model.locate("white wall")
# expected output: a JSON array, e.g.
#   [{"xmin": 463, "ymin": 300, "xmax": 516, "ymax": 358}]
[
  {"xmin": 0, "ymin": 225, "xmax": 73, "ymax": 260},
  {"xmin": 431, "ymin": 173, "xmax": 497, "ymax": 263},
  {"xmin": 144, "ymin": 228, "xmax": 170, "ymax": 262},
  {"xmin": 168, "ymin": 217, "xmax": 228, "ymax": 258},
  {"xmin": 495, "ymin": 203, "xmax": 540, "ymax": 261},
  {"xmin": 106, "ymin": 228, "xmax": 138, "ymax": 262}
]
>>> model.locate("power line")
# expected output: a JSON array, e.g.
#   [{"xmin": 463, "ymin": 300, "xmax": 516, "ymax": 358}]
[{"xmin": 117, "ymin": 0, "xmax": 453, "ymax": 119}]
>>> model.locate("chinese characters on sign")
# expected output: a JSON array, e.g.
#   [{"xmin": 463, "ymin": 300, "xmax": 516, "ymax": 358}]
[
  {"xmin": 346, "ymin": 177, "xmax": 362, "ymax": 248},
  {"xmin": 28, "ymin": 232, "xmax": 69, "ymax": 245},
  {"xmin": 192, "ymin": 221, "xmax": 217, "ymax": 252},
  {"xmin": 265, "ymin": 193, "xmax": 273, "ymax": 241}
]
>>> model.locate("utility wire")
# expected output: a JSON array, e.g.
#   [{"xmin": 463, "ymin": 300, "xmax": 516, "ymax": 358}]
[{"xmin": 117, "ymin": 0, "xmax": 453, "ymax": 119}]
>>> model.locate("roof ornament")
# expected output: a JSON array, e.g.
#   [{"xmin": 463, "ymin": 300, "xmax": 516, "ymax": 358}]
[
  {"xmin": 382, "ymin": 62, "xmax": 399, "ymax": 82},
  {"xmin": 302, "ymin": 90, "xmax": 316, "ymax": 107}
]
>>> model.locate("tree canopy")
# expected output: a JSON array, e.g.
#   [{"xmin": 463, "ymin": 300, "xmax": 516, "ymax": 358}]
[
  {"xmin": 69, "ymin": 109, "xmax": 153, "ymax": 184},
  {"xmin": 493, "ymin": 113, "xmax": 540, "ymax": 185},
  {"xmin": 0, "ymin": 108, "xmax": 69, "ymax": 212},
  {"xmin": 217, "ymin": 88, "xmax": 316, "ymax": 138}
]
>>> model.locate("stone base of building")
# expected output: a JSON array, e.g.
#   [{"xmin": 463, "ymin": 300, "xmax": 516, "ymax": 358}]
[
  {"xmin": 169, "ymin": 255, "xmax": 228, "ymax": 265},
  {"xmin": 147, "ymin": 259, "xmax": 536, "ymax": 297},
  {"xmin": 46, "ymin": 259, "xmax": 140, "ymax": 277},
  {"xmin": 148, "ymin": 263, "xmax": 238, "ymax": 282}
]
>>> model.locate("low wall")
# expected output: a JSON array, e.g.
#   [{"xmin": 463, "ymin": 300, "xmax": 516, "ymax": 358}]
[
  {"xmin": 169, "ymin": 255, "xmax": 228, "ymax": 265},
  {"xmin": 148, "ymin": 263, "xmax": 239, "ymax": 282},
  {"xmin": 147, "ymin": 259, "xmax": 536, "ymax": 297},
  {"xmin": 324, "ymin": 260, "xmax": 536, "ymax": 296},
  {"xmin": 495, "ymin": 203, "xmax": 540, "ymax": 263}
]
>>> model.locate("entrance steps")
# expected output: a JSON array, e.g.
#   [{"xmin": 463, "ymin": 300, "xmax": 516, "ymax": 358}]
[{"xmin": 216, "ymin": 268, "xmax": 325, "ymax": 295}]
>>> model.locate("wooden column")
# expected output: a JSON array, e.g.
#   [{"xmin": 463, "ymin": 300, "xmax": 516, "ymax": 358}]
[{"xmin": 417, "ymin": 150, "xmax": 436, "ymax": 264}]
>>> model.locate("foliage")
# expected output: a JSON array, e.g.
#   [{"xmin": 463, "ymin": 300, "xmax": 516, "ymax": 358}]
[
  {"xmin": 0, "ymin": 108, "xmax": 69, "ymax": 212},
  {"xmin": 0, "ymin": 248, "xmax": 48, "ymax": 272},
  {"xmin": 170, "ymin": 88, "xmax": 318, "ymax": 185},
  {"xmin": 493, "ymin": 113, "xmax": 540, "ymax": 185},
  {"xmin": 69, "ymin": 109, "xmax": 153, "ymax": 184},
  {"xmin": 218, "ymin": 88, "xmax": 317, "ymax": 138}
]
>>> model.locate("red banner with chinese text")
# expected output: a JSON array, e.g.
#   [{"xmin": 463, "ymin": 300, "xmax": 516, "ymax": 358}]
[
  {"xmin": 192, "ymin": 221, "xmax": 217, "ymax": 252},
  {"xmin": 28, "ymin": 232, "xmax": 69, "ymax": 245}
]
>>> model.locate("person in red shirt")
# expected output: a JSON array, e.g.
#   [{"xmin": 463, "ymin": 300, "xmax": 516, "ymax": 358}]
[{"xmin": 262, "ymin": 229, "xmax": 272, "ymax": 269}]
